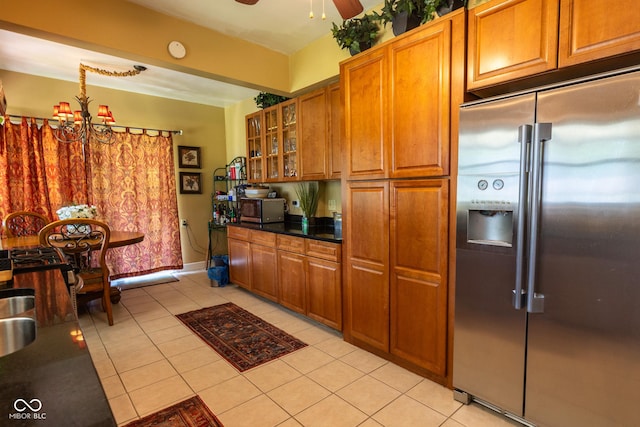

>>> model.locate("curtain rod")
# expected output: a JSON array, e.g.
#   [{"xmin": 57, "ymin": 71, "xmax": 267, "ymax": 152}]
[{"xmin": 5, "ymin": 114, "xmax": 183, "ymax": 136}]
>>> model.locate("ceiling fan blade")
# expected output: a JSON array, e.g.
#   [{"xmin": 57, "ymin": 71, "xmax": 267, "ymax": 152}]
[
  {"xmin": 332, "ymin": 0, "xmax": 364, "ymax": 20},
  {"xmin": 235, "ymin": 0, "xmax": 259, "ymax": 5}
]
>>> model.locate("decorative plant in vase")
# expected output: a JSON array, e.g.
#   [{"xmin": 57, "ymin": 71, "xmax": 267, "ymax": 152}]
[
  {"xmin": 56, "ymin": 204, "xmax": 98, "ymax": 220},
  {"xmin": 56, "ymin": 203, "xmax": 98, "ymax": 234},
  {"xmin": 295, "ymin": 182, "xmax": 319, "ymax": 233},
  {"xmin": 331, "ymin": 13, "xmax": 380, "ymax": 55}
]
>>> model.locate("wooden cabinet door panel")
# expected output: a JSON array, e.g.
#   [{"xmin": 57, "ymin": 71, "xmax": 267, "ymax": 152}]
[
  {"xmin": 389, "ymin": 20, "xmax": 451, "ymax": 178},
  {"xmin": 250, "ymin": 244, "xmax": 278, "ymax": 302},
  {"xmin": 328, "ymin": 82, "xmax": 342, "ymax": 179},
  {"xmin": 250, "ymin": 229, "xmax": 276, "ymax": 246},
  {"xmin": 227, "ymin": 225, "xmax": 251, "ymax": 241},
  {"xmin": 468, "ymin": 0, "xmax": 559, "ymax": 90},
  {"xmin": 228, "ymin": 238, "xmax": 251, "ymax": 290},
  {"xmin": 342, "ymin": 49, "xmax": 388, "ymax": 180},
  {"xmin": 307, "ymin": 258, "xmax": 342, "ymax": 330},
  {"xmin": 278, "ymin": 251, "xmax": 306, "ymax": 314},
  {"xmin": 344, "ymin": 181, "xmax": 390, "ymax": 351},
  {"xmin": 389, "ymin": 179, "xmax": 449, "ymax": 374},
  {"xmin": 558, "ymin": 0, "xmax": 640, "ymax": 67},
  {"xmin": 277, "ymin": 234, "xmax": 305, "ymax": 253},
  {"xmin": 305, "ymin": 239, "xmax": 341, "ymax": 262},
  {"xmin": 300, "ymin": 88, "xmax": 329, "ymax": 180}
]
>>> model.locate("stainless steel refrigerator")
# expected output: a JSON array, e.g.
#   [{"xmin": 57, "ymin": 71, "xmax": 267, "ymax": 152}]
[{"xmin": 453, "ymin": 67, "xmax": 640, "ymax": 427}]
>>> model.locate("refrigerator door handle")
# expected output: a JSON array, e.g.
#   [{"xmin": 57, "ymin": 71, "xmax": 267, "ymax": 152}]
[
  {"xmin": 526, "ymin": 122, "xmax": 552, "ymax": 313},
  {"xmin": 513, "ymin": 124, "xmax": 532, "ymax": 310}
]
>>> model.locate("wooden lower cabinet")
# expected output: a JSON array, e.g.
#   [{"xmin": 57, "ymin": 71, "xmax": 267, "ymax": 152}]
[
  {"xmin": 344, "ymin": 181, "xmax": 390, "ymax": 351},
  {"xmin": 389, "ymin": 179, "xmax": 449, "ymax": 377},
  {"xmin": 278, "ymin": 250, "xmax": 306, "ymax": 313},
  {"xmin": 228, "ymin": 229, "xmax": 251, "ymax": 290},
  {"xmin": 344, "ymin": 179, "xmax": 449, "ymax": 379},
  {"xmin": 250, "ymin": 243, "xmax": 278, "ymax": 301},
  {"xmin": 277, "ymin": 234, "xmax": 343, "ymax": 330},
  {"xmin": 227, "ymin": 226, "xmax": 342, "ymax": 330},
  {"xmin": 306, "ymin": 257, "xmax": 342, "ymax": 330}
]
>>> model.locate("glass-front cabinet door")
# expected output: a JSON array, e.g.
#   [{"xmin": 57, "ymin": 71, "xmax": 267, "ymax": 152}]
[
  {"xmin": 264, "ymin": 106, "xmax": 281, "ymax": 181},
  {"xmin": 246, "ymin": 111, "xmax": 263, "ymax": 183},
  {"xmin": 281, "ymin": 99, "xmax": 298, "ymax": 181}
]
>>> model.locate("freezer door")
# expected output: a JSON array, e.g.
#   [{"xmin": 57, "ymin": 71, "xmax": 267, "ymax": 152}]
[
  {"xmin": 526, "ymin": 70, "xmax": 640, "ymax": 426},
  {"xmin": 454, "ymin": 93, "xmax": 535, "ymax": 416}
]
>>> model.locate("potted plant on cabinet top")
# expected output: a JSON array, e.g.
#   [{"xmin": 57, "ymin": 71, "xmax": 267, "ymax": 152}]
[
  {"xmin": 375, "ymin": 0, "xmax": 466, "ymax": 35},
  {"xmin": 254, "ymin": 92, "xmax": 290, "ymax": 109},
  {"xmin": 375, "ymin": 0, "xmax": 426, "ymax": 35},
  {"xmin": 295, "ymin": 182, "xmax": 319, "ymax": 233},
  {"xmin": 331, "ymin": 13, "xmax": 380, "ymax": 55}
]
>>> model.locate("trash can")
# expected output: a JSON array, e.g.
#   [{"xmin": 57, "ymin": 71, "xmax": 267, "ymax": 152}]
[{"xmin": 208, "ymin": 255, "xmax": 229, "ymax": 287}]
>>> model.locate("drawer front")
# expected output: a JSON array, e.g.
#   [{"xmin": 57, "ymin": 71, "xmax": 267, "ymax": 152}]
[
  {"xmin": 250, "ymin": 229, "xmax": 276, "ymax": 247},
  {"xmin": 227, "ymin": 226, "xmax": 251, "ymax": 241},
  {"xmin": 277, "ymin": 234, "xmax": 305, "ymax": 254},
  {"xmin": 305, "ymin": 239, "xmax": 341, "ymax": 262}
]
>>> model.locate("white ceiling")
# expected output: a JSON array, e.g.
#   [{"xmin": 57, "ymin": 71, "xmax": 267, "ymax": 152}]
[{"xmin": 0, "ymin": 0, "xmax": 381, "ymax": 107}]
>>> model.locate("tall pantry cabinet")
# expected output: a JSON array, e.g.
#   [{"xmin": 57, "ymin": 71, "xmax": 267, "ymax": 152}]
[{"xmin": 341, "ymin": 9, "xmax": 465, "ymax": 384}]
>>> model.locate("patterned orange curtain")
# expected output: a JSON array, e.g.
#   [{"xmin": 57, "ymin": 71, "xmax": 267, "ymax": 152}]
[
  {"xmin": 86, "ymin": 130, "xmax": 183, "ymax": 279},
  {"xmin": 0, "ymin": 117, "xmax": 183, "ymax": 278},
  {"xmin": 0, "ymin": 117, "xmax": 88, "ymax": 222}
]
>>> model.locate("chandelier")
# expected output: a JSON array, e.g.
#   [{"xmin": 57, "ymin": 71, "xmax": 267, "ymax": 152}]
[{"xmin": 53, "ymin": 63, "xmax": 146, "ymax": 145}]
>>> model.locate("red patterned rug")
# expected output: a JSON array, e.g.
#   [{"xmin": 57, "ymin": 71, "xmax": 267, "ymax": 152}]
[
  {"xmin": 176, "ymin": 302, "xmax": 307, "ymax": 372},
  {"xmin": 123, "ymin": 395, "xmax": 223, "ymax": 427}
]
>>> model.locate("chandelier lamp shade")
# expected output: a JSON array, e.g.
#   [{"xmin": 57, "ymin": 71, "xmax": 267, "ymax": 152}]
[{"xmin": 53, "ymin": 63, "xmax": 146, "ymax": 145}]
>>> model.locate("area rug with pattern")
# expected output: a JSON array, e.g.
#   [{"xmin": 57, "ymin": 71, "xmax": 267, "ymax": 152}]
[
  {"xmin": 122, "ymin": 395, "xmax": 223, "ymax": 427},
  {"xmin": 176, "ymin": 302, "xmax": 307, "ymax": 372}
]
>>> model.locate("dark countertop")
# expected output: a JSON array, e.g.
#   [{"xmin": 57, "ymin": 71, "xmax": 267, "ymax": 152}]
[
  {"xmin": 228, "ymin": 216, "xmax": 342, "ymax": 244},
  {"xmin": 0, "ymin": 270, "xmax": 115, "ymax": 426}
]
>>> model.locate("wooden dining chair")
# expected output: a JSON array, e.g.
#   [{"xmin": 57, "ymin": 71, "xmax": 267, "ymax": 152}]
[
  {"xmin": 2, "ymin": 211, "xmax": 49, "ymax": 237},
  {"xmin": 38, "ymin": 219, "xmax": 114, "ymax": 326}
]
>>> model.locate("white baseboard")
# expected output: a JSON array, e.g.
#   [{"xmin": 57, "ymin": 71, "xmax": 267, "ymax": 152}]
[{"xmin": 174, "ymin": 261, "xmax": 207, "ymax": 273}]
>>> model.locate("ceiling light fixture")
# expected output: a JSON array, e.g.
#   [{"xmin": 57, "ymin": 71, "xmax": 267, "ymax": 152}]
[
  {"xmin": 53, "ymin": 63, "xmax": 146, "ymax": 145},
  {"xmin": 309, "ymin": 0, "xmax": 327, "ymax": 20}
]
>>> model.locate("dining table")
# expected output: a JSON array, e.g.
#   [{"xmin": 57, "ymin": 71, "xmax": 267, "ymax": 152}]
[
  {"xmin": 0, "ymin": 230, "xmax": 145, "ymax": 250},
  {"xmin": 1, "ymin": 230, "xmax": 145, "ymax": 303}
]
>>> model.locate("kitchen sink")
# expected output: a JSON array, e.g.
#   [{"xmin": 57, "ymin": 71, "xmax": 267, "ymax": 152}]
[
  {"xmin": 0, "ymin": 288, "xmax": 36, "ymax": 357},
  {"xmin": 0, "ymin": 316, "xmax": 37, "ymax": 357},
  {"xmin": 0, "ymin": 288, "xmax": 35, "ymax": 318}
]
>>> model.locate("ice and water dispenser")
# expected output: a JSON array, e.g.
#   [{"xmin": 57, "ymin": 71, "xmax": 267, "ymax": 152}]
[
  {"xmin": 458, "ymin": 176, "xmax": 516, "ymax": 249},
  {"xmin": 467, "ymin": 208, "xmax": 513, "ymax": 247}
]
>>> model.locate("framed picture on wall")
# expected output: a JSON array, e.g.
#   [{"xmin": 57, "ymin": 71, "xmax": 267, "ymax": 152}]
[
  {"xmin": 179, "ymin": 172, "xmax": 202, "ymax": 194},
  {"xmin": 178, "ymin": 145, "xmax": 201, "ymax": 168}
]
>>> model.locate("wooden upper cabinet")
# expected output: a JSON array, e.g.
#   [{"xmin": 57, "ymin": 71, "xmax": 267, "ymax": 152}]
[
  {"xmin": 342, "ymin": 10, "xmax": 463, "ymax": 180},
  {"xmin": 558, "ymin": 0, "xmax": 640, "ymax": 67},
  {"xmin": 246, "ymin": 110, "xmax": 264, "ymax": 183},
  {"xmin": 467, "ymin": 0, "xmax": 559, "ymax": 90},
  {"xmin": 299, "ymin": 87, "xmax": 329, "ymax": 180},
  {"xmin": 327, "ymin": 82, "xmax": 342, "ymax": 179},
  {"xmin": 247, "ymin": 99, "xmax": 299, "ymax": 183},
  {"xmin": 342, "ymin": 48, "xmax": 388, "ymax": 180},
  {"xmin": 389, "ymin": 18, "xmax": 453, "ymax": 178},
  {"xmin": 281, "ymin": 99, "xmax": 299, "ymax": 181}
]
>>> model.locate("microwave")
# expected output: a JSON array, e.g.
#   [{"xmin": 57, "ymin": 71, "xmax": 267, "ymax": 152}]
[{"xmin": 240, "ymin": 198, "xmax": 285, "ymax": 224}]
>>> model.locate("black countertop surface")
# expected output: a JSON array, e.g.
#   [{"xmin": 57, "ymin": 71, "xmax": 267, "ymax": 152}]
[
  {"xmin": 227, "ymin": 216, "xmax": 342, "ymax": 244},
  {"xmin": 0, "ymin": 270, "xmax": 115, "ymax": 427}
]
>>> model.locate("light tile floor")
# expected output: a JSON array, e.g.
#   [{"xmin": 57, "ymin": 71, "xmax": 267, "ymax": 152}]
[{"xmin": 79, "ymin": 270, "xmax": 520, "ymax": 427}]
